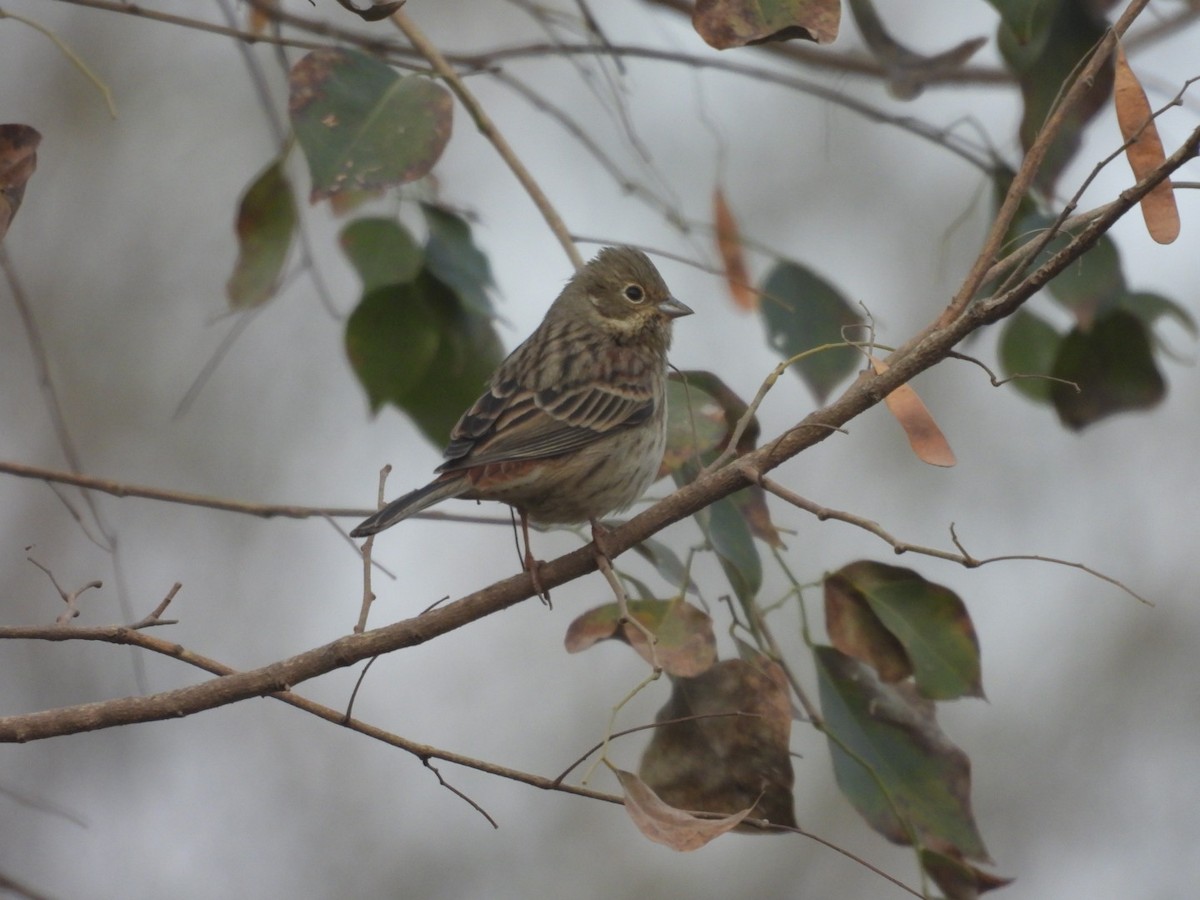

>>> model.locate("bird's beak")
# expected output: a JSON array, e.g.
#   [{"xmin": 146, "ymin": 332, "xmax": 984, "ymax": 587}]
[{"xmin": 660, "ymin": 296, "xmax": 693, "ymax": 319}]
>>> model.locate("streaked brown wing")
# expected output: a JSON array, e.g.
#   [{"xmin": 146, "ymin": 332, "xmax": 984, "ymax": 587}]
[{"xmin": 437, "ymin": 377, "xmax": 654, "ymax": 473}]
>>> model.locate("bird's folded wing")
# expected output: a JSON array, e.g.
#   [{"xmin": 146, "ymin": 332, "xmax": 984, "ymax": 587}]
[{"xmin": 437, "ymin": 378, "xmax": 654, "ymax": 471}]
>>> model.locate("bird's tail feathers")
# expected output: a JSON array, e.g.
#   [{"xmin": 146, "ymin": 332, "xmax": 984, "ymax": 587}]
[{"xmin": 349, "ymin": 476, "xmax": 465, "ymax": 538}]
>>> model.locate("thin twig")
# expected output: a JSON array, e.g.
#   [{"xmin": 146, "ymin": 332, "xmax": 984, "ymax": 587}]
[
  {"xmin": 760, "ymin": 476, "xmax": 1152, "ymax": 606},
  {"xmin": 355, "ymin": 467, "xmax": 391, "ymax": 633},
  {"xmin": 0, "ymin": 8, "xmax": 117, "ymax": 117},
  {"xmin": 390, "ymin": 8, "xmax": 582, "ymax": 269},
  {"xmin": 0, "ymin": 459, "xmax": 503, "ymax": 524},
  {"xmin": 423, "ymin": 758, "xmax": 499, "ymax": 829},
  {"xmin": 130, "ymin": 582, "xmax": 182, "ymax": 629}
]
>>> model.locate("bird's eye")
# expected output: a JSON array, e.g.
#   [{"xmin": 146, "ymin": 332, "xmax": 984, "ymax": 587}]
[{"xmin": 623, "ymin": 284, "xmax": 645, "ymax": 303}]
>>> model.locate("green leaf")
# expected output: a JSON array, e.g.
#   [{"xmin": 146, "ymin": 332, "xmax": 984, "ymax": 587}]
[
  {"xmin": 344, "ymin": 282, "xmax": 441, "ymax": 414},
  {"xmin": 830, "ymin": 561, "xmax": 983, "ymax": 700},
  {"xmin": 226, "ymin": 158, "xmax": 297, "ymax": 309},
  {"xmin": 631, "ymin": 537, "xmax": 698, "ymax": 595},
  {"xmin": 700, "ymin": 492, "xmax": 762, "ymax": 608},
  {"xmin": 1046, "ymin": 231, "xmax": 1125, "ymax": 325},
  {"xmin": 1120, "ymin": 291, "xmax": 1199, "ymax": 340},
  {"xmin": 289, "ymin": 49, "xmax": 453, "ymax": 202},
  {"xmin": 422, "ymin": 204, "xmax": 495, "ymax": 316},
  {"xmin": 999, "ymin": 309, "xmax": 1062, "ymax": 403},
  {"xmin": 339, "ymin": 217, "xmax": 423, "ymax": 292},
  {"xmin": 662, "ymin": 377, "xmax": 728, "ymax": 479},
  {"xmin": 815, "ymin": 646, "xmax": 991, "ymax": 861},
  {"xmin": 986, "ymin": 0, "xmax": 1058, "ymax": 51},
  {"xmin": 759, "ymin": 261, "xmax": 863, "ymax": 404},
  {"xmin": 997, "ymin": 0, "xmax": 1111, "ymax": 192},
  {"xmin": 1051, "ymin": 309, "xmax": 1166, "ymax": 430},
  {"xmin": 1005, "ymin": 210, "xmax": 1127, "ymax": 326},
  {"xmin": 398, "ymin": 271, "xmax": 505, "ymax": 446}
]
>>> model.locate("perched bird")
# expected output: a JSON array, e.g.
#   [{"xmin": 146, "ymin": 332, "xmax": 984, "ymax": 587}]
[{"xmin": 350, "ymin": 246, "xmax": 692, "ymax": 561}]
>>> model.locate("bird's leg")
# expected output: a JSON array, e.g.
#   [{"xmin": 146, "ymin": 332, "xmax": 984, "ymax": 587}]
[
  {"xmin": 590, "ymin": 519, "xmax": 660, "ymax": 672},
  {"xmin": 517, "ymin": 507, "xmax": 551, "ymax": 606}
]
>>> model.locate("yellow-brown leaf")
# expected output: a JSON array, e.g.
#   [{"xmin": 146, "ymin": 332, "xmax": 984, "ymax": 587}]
[
  {"xmin": 870, "ymin": 357, "xmax": 956, "ymax": 467},
  {"xmin": 1114, "ymin": 41, "xmax": 1179, "ymax": 244},
  {"xmin": 713, "ymin": 188, "xmax": 757, "ymax": 311}
]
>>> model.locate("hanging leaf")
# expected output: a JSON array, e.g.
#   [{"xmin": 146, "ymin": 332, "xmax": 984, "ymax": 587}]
[
  {"xmin": 701, "ymin": 494, "xmax": 763, "ymax": 608},
  {"xmin": 345, "ymin": 282, "xmax": 441, "ymax": 413},
  {"xmin": 226, "ymin": 158, "xmax": 297, "ymax": 309},
  {"xmin": 825, "ymin": 572, "xmax": 913, "ymax": 684},
  {"xmin": 692, "ymin": 0, "xmax": 840, "ymax": 48},
  {"xmin": 289, "ymin": 49, "xmax": 452, "ymax": 202},
  {"xmin": 1007, "ymin": 207, "xmax": 1127, "ymax": 328},
  {"xmin": 615, "ymin": 769, "xmax": 753, "ymax": 850},
  {"xmin": 998, "ymin": 309, "xmax": 1063, "ymax": 402},
  {"xmin": 0, "ymin": 124, "xmax": 41, "ymax": 242},
  {"xmin": 868, "ymin": 357, "xmax": 957, "ymax": 467},
  {"xmin": 666, "ymin": 371, "xmax": 783, "ymax": 549},
  {"xmin": 759, "ymin": 260, "xmax": 863, "ymax": 404},
  {"xmin": 826, "ymin": 561, "xmax": 983, "ymax": 700},
  {"xmin": 1044, "ymin": 229, "xmax": 1125, "ymax": 329},
  {"xmin": 564, "ymin": 598, "xmax": 717, "ymax": 677},
  {"xmin": 397, "ymin": 271, "xmax": 505, "ymax": 446},
  {"xmin": 984, "ymin": 0, "xmax": 1057, "ymax": 48},
  {"xmin": 1113, "ymin": 40, "xmax": 1179, "ymax": 244},
  {"xmin": 713, "ymin": 188, "xmax": 757, "ymax": 310},
  {"xmin": 422, "ymin": 204, "xmax": 496, "ymax": 316},
  {"xmin": 340, "ymin": 217, "xmax": 423, "ymax": 292},
  {"xmin": 1050, "ymin": 309, "xmax": 1165, "ymax": 430},
  {"xmin": 998, "ymin": 0, "xmax": 1112, "ymax": 192},
  {"xmin": 640, "ymin": 657, "xmax": 796, "ymax": 830},
  {"xmin": 1120, "ymin": 291, "xmax": 1198, "ymax": 341},
  {"xmin": 630, "ymin": 537, "xmax": 699, "ymax": 595},
  {"xmin": 815, "ymin": 646, "xmax": 991, "ymax": 861},
  {"xmin": 661, "ymin": 377, "xmax": 728, "ymax": 479}
]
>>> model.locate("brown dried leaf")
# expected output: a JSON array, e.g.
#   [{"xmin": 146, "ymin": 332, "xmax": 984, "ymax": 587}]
[
  {"xmin": 615, "ymin": 769, "xmax": 752, "ymax": 851},
  {"xmin": 0, "ymin": 124, "xmax": 41, "ymax": 243},
  {"xmin": 713, "ymin": 188, "xmax": 757, "ymax": 311},
  {"xmin": 640, "ymin": 658, "xmax": 796, "ymax": 830},
  {"xmin": 870, "ymin": 356, "xmax": 956, "ymax": 467},
  {"xmin": 693, "ymin": 0, "xmax": 840, "ymax": 48},
  {"xmin": 247, "ymin": 0, "xmax": 276, "ymax": 35},
  {"xmin": 563, "ymin": 599, "xmax": 717, "ymax": 678},
  {"xmin": 1114, "ymin": 40, "xmax": 1179, "ymax": 244}
]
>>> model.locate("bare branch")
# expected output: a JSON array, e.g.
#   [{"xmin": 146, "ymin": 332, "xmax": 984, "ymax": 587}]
[{"xmin": 759, "ymin": 477, "xmax": 1151, "ymax": 606}]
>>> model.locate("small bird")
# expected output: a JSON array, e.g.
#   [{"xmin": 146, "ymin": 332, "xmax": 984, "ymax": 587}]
[{"xmin": 350, "ymin": 247, "xmax": 693, "ymax": 575}]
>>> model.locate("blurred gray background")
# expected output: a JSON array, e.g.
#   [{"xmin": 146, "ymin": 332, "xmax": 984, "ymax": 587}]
[{"xmin": 1, "ymin": 2, "xmax": 1197, "ymax": 898}]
